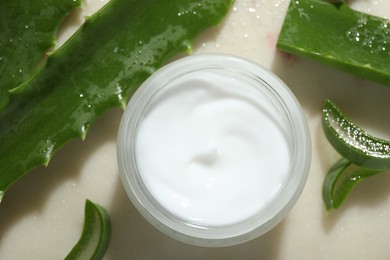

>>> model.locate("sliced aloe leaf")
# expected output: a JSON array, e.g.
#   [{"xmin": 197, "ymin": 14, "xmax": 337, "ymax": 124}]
[
  {"xmin": 65, "ymin": 200, "xmax": 111, "ymax": 260},
  {"xmin": 277, "ymin": 0, "xmax": 390, "ymax": 87},
  {"xmin": 323, "ymin": 158, "xmax": 381, "ymax": 210},
  {"xmin": 0, "ymin": 0, "xmax": 233, "ymax": 202},
  {"xmin": 322, "ymin": 99, "xmax": 390, "ymax": 170},
  {"xmin": 0, "ymin": 0, "xmax": 82, "ymax": 110},
  {"xmin": 322, "ymin": 100, "xmax": 390, "ymax": 210}
]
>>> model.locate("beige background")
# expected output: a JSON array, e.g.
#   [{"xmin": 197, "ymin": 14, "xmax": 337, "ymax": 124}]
[{"xmin": 0, "ymin": 0, "xmax": 390, "ymax": 259}]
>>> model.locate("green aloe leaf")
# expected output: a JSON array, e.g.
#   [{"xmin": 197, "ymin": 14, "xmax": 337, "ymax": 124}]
[
  {"xmin": 277, "ymin": 0, "xmax": 390, "ymax": 87},
  {"xmin": 322, "ymin": 100, "xmax": 390, "ymax": 210},
  {"xmin": 322, "ymin": 158, "xmax": 381, "ymax": 210},
  {"xmin": 0, "ymin": 0, "xmax": 82, "ymax": 110},
  {"xmin": 65, "ymin": 200, "xmax": 111, "ymax": 260},
  {"xmin": 0, "ymin": 0, "xmax": 233, "ymax": 201},
  {"xmin": 322, "ymin": 99, "xmax": 390, "ymax": 170}
]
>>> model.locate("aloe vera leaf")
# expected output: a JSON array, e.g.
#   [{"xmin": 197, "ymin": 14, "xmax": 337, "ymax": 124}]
[
  {"xmin": 65, "ymin": 200, "xmax": 111, "ymax": 260},
  {"xmin": 322, "ymin": 99, "xmax": 390, "ymax": 170},
  {"xmin": 322, "ymin": 158, "xmax": 381, "ymax": 210},
  {"xmin": 0, "ymin": 0, "xmax": 82, "ymax": 110},
  {"xmin": 322, "ymin": 100, "xmax": 389, "ymax": 210},
  {"xmin": 0, "ymin": 0, "xmax": 233, "ymax": 201},
  {"xmin": 277, "ymin": 0, "xmax": 390, "ymax": 87}
]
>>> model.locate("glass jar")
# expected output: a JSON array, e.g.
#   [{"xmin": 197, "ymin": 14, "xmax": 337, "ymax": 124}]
[{"xmin": 117, "ymin": 54, "xmax": 311, "ymax": 247}]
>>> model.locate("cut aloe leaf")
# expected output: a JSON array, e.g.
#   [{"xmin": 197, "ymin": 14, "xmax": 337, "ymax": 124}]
[
  {"xmin": 277, "ymin": 0, "xmax": 390, "ymax": 87},
  {"xmin": 0, "ymin": 0, "xmax": 82, "ymax": 110},
  {"xmin": 65, "ymin": 200, "xmax": 111, "ymax": 260},
  {"xmin": 322, "ymin": 100, "xmax": 390, "ymax": 210},
  {"xmin": 322, "ymin": 99, "xmax": 390, "ymax": 170},
  {"xmin": 0, "ymin": 0, "xmax": 233, "ymax": 202},
  {"xmin": 323, "ymin": 158, "xmax": 381, "ymax": 210}
]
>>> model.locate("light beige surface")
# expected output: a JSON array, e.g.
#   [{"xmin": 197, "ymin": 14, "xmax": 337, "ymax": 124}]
[{"xmin": 1, "ymin": 0, "xmax": 390, "ymax": 259}]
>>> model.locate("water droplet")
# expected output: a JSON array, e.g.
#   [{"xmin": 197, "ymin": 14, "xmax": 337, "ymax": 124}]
[
  {"xmin": 79, "ymin": 94, "xmax": 84, "ymax": 98},
  {"xmin": 248, "ymin": 7, "xmax": 256, "ymax": 13},
  {"xmin": 25, "ymin": 25, "xmax": 29, "ymax": 29}
]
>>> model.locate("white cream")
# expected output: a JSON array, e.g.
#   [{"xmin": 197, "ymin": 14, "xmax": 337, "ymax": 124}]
[{"xmin": 135, "ymin": 70, "xmax": 291, "ymax": 226}]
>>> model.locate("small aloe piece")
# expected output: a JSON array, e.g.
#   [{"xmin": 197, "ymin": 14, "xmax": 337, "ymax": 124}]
[
  {"xmin": 0, "ymin": 0, "xmax": 82, "ymax": 110},
  {"xmin": 322, "ymin": 158, "xmax": 381, "ymax": 210},
  {"xmin": 65, "ymin": 200, "xmax": 111, "ymax": 260},
  {"xmin": 322, "ymin": 99, "xmax": 390, "ymax": 170},
  {"xmin": 322, "ymin": 100, "xmax": 390, "ymax": 210},
  {"xmin": 0, "ymin": 0, "xmax": 233, "ymax": 201},
  {"xmin": 277, "ymin": 0, "xmax": 390, "ymax": 87}
]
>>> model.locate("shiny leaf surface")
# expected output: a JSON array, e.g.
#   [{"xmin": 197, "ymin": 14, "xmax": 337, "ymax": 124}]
[
  {"xmin": 0, "ymin": 0, "xmax": 233, "ymax": 201},
  {"xmin": 322, "ymin": 100, "xmax": 390, "ymax": 210},
  {"xmin": 322, "ymin": 99, "xmax": 390, "ymax": 170},
  {"xmin": 277, "ymin": 0, "xmax": 390, "ymax": 87},
  {"xmin": 0, "ymin": 0, "xmax": 82, "ymax": 110}
]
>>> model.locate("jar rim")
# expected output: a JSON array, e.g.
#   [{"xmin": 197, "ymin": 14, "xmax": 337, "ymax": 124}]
[{"xmin": 117, "ymin": 54, "xmax": 311, "ymax": 247}]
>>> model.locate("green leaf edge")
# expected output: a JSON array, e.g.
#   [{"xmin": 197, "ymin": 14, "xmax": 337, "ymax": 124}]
[{"xmin": 65, "ymin": 199, "xmax": 111, "ymax": 260}]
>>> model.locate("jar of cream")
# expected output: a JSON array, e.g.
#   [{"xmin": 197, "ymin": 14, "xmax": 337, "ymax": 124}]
[{"xmin": 117, "ymin": 54, "xmax": 311, "ymax": 247}]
